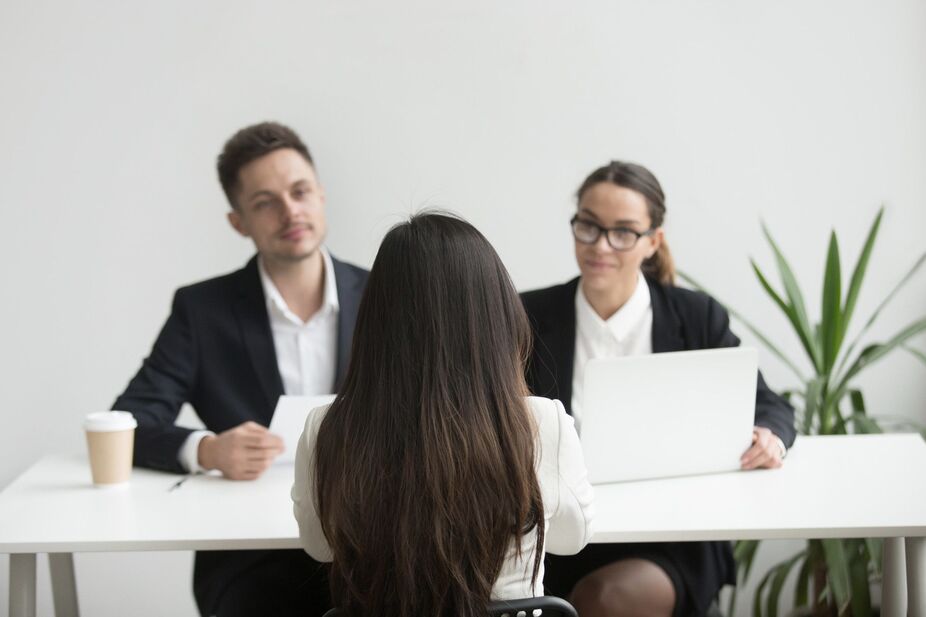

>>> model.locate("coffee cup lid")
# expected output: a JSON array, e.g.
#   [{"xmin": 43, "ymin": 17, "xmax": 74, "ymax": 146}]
[{"xmin": 84, "ymin": 411, "xmax": 138, "ymax": 432}]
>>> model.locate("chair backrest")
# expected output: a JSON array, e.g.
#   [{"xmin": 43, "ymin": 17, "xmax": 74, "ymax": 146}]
[
  {"xmin": 322, "ymin": 596, "xmax": 578, "ymax": 617},
  {"xmin": 487, "ymin": 596, "xmax": 578, "ymax": 617}
]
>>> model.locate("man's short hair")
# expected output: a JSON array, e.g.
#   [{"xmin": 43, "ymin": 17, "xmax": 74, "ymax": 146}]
[{"xmin": 217, "ymin": 121, "xmax": 314, "ymax": 209}]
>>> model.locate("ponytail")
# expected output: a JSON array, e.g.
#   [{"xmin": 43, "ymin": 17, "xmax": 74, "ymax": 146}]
[{"xmin": 642, "ymin": 240, "xmax": 675, "ymax": 286}]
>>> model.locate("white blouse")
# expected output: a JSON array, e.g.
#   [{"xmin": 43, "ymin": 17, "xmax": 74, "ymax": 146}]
[
  {"xmin": 571, "ymin": 272, "xmax": 653, "ymax": 433},
  {"xmin": 291, "ymin": 396, "xmax": 595, "ymax": 600}
]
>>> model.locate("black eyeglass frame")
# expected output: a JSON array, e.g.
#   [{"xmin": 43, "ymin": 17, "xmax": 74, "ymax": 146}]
[{"xmin": 570, "ymin": 215, "xmax": 655, "ymax": 251}]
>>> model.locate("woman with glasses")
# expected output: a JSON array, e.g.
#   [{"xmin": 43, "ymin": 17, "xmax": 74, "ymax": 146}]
[
  {"xmin": 292, "ymin": 212, "xmax": 595, "ymax": 617},
  {"xmin": 522, "ymin": 161, "xmax": 796, "ymax": 617}
]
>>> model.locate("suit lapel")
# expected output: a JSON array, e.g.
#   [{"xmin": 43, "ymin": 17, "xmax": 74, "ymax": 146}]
[
  {"xmin": 332, "ymin": 257, "xmax": 365, "ymax": 391},
  {"xmin": 234, "ymin": 256, "xmax": 284, "ymax": 418},
  {"xmin": 648, "ymin": 277, "xmax": 686, "ymax": 353},
  {"xmin": 533, "ymin": 278, "xmax": 579, "ymax": 414}
]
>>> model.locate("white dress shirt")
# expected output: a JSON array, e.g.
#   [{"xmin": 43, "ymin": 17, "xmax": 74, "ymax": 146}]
[
  {"xmin": 177, "ymin": 248, "xmax": 340, "ymax": 472},
  {"xmin": 259, "ymin": 248, "xmax": 339, "ymax": 398},
  {"xmin": 571, "ymin": 271, "xmax": 653, "ymax": 434},
  {"xmin": 291, "ymin": 396, "xmax": 595, "ymax": 599}
]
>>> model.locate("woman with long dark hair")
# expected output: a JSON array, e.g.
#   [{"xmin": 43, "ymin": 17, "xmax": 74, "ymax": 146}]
[
  {"xmin": 522, "ymin": 161, "xmax": 796, "ymax": 617},
  {"xmin": 292, "ymin": 212, "xmax": 594, "ymax": 617}
]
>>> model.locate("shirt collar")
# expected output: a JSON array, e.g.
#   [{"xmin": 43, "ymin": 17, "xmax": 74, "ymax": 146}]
[
  {"xmin": 258, "ymin": 247, "xmax": 339, "ymax": 325},
  {"xmin": 575, "ymin": 271, "xmax": 651, "ymax": 343}
]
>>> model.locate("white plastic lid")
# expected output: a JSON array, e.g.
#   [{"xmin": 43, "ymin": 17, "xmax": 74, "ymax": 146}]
[{"xmin": 83, "ymin": 411, "xmax": 138, "ymax": 432}]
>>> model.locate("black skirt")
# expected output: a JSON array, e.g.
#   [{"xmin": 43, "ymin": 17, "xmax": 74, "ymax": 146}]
[{"xmin": 543, "ymin": 540, "xmax": 735, "ymax": 617}]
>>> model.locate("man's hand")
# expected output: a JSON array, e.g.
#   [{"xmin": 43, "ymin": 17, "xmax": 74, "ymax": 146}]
[
  {"xmin": 740, "ymin": 426, "xmax": 785, "ymax": 470},
  {"xmin": 198, "ymin": 421, "xmax": 284, "ymax": 480}
]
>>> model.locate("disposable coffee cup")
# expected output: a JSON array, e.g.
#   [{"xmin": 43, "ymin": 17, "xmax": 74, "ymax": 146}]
[{"xmin": 84, "ymin": 411, "xmax": 137, "ymax": 488}]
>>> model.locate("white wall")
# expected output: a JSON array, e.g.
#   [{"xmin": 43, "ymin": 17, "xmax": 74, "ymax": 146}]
[{"xmin": 1, "ymin": 1, "xmax": 924, "ymax": 614}]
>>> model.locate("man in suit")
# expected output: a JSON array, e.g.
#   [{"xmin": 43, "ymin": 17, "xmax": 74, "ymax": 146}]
[{"xmin": 113, "ymin": 121, "xmax": 368, "ymax": 617}]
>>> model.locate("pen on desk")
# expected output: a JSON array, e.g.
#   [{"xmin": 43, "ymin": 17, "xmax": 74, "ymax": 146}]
[{"xmin": 168, "ymin": 475, "xmax": 191, "ymax": 492}]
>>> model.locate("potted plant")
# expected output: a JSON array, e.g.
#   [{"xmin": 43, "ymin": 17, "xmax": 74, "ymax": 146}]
[{"xmin": 681, "ymin": 207, "xmax": 926, "ymax": 617}]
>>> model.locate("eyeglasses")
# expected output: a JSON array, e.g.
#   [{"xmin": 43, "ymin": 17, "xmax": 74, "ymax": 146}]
[{"xmin": 570, "ymin": 215, "xmax": 654, "ymax": 251}]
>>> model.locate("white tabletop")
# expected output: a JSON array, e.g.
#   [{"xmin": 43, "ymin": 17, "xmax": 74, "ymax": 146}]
[
  {"xmin": 592, "ymin": 433, "xmax": 926, "ymax": 542},
  {"xmin": 1, "ymin": 433, "xmax": 925, "ymax": 554},
  {"xmin": 0, "ymin": 457, "xmax": 302, "ymax": 553}
]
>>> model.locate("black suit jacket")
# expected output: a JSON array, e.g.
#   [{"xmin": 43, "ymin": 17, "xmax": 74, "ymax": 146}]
[
  {"xmin": 521, "ymin": 276, "xmax": 796, "ymax": 446},
  {"xmin": 112, "ymin": 254, "xmax": 368, "ymax": 614}
]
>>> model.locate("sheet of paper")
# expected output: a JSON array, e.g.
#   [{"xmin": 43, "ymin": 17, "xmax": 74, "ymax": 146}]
[{"xmin": 269, "ymin": 394, "xmax": 336, "ymax": 464}]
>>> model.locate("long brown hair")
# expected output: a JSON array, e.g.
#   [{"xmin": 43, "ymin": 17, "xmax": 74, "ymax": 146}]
[
  {"xmin": 576, "ymin": 160, "xmax": 676, "ymax": 285},
  {"xmin": 314, "ymin": 212, "xmax": 544, "ymax": 617}
]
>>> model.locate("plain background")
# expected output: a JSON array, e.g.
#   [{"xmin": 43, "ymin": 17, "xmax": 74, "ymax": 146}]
[{"xmin": 1, "ymin": 1, "xmax": 924, "ymax": 615}]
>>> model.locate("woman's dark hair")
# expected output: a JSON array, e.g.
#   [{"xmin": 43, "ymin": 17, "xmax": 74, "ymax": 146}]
[
  {"xmin": 576, "ymin": 160, "xmax": 675, "ymax": 285},
  {"xmin": 216, "ymin": 121, "xmax": 314, "ymax": 209},
  {"xmin": 314, "ymin": 211, "xmax": 544, "ymax": 617}
]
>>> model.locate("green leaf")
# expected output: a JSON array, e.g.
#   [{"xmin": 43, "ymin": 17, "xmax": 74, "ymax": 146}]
[
  {"xmin": 849, "ymin": 413, "xmax": 883, "ymax": 434},
  {"xmin": 762, "ymin": 222, "xmax": 822, "ymax": 372},
  {"xmin": 801, "ymin": 376, "xmax": 825, "ymax": 434},
  {"xmin": 750, "ymin": 259, "xmax": 790, "ymax": 316},
  {"xmin": 727, "ymin": 584, "xmax": 739, "ymax": 617},
  {"xmin": 735, "ymin": 539, "xmax": 762, "ymax": 585},
  {"xmin": 835, "ymin": 250, "xmax": 926, "ymax": 378},
  {"xmin": 816, "ymin": 584, "xmax": 831, "ymax": 605},
  {"xmin": 839, "ymin": 208, "xmax": 883, "ymax": 352},
  {"xmin": 750, "ymin": 260, "xmax": 819, "ymax": 373},
  {"xmin": 848, "ymin": 390, "xmax": 866, "ymax": 414},
  {"xmin": 794, "ymin": 553, "xmax": 812, "ymax": 608},
  {"xmin": 730, "ymin": 539, "xmax": 762, "ymax": 616},
  {"xmin": 821, "ymin": 539, "xmax": 851, "ymax": 612},
  {"xmin": 752, "ymin": 260, "xmax": 821, "ymax": 375},
  {"xmin": 833, "ymin": 317, "xmax": 926, "ymax": 399},
  {"xmin": 865, "ymin": 538, "xmax": 882, "ymax": 576},
  {"xmin": 902, "ymin": 343, "xmax": 926, "ymax": 366},
  {"xmin": 805, "ymin": 540, "xmax": 829, "ymax": 611},
  {"xmin": 678, "ymin": 270, "xmax": 807, "ymax": 381},
  {"xmin": 766, "ymin": 551, "xmax": 806, "ymax": 617},
  {"xmin": 753, "ymin": 565, "xmax": 776, "ymax": 617},
  {"xmin": 847, "ymin": 540, "xmax": 872, "ymax": 617},
  {"xmin": 820, "ymin": 231, "xmax": 843, "ymax": 372},
  {"xmin": 831, "ymin": 400, "xmax": 849, "ymax": 435},
  {"xmin": 819, "ymin": 389, "xmax": 845, "ymax": 435}
]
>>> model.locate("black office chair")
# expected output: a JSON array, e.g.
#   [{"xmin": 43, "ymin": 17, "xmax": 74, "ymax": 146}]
[
  {"xmin": 321, "ymin": 595, "xmax": 577, "ymax": 617},
  {"xmin": 488, "ymin": 595, "xmax": 578, "ymax": 617}
]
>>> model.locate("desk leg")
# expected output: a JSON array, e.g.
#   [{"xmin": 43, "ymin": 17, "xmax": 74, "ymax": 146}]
[
  {"xmin": 907, "ymin": 537, "xmax": 926, "ymax": 617},
  {"xmin": 49, "ymin": 553, "xmax": 80, "ymax": 617},
  {"xmin": 882, "ymin": 537, "xmax": 907, "ymax": 617},
  {"xmin": 9, "ymin": 553, "xmax": 37, "ymax": 617}
]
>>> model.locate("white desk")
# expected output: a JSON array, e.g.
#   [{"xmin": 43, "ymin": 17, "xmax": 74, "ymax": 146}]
[{"xmin": 1, "ymin": 434, "xmax": 924, "ymax": 617}]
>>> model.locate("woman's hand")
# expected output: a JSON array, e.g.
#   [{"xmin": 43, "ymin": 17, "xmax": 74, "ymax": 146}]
[{"xmin": 740, "ymin": 426, "xmax": 786, "ymax": 470}]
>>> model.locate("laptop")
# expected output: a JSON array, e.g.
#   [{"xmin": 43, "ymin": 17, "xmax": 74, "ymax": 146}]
[{"xmin": 580, "ymin": 347, "xmax": 757, "ymax": 484}]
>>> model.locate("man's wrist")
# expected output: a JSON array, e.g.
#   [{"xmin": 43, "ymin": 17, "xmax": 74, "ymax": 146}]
[
  {"xmin": 177, "ymin": 431, "xmax": 216, "ymax": 473},
  {"xmin": 198, "ymin": 435, "xmax": 217, "ymax": 471}
]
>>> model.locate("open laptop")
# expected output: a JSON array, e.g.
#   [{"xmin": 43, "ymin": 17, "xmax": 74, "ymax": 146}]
[{"xmin": 581, "ymin": 347, "xmax": 757, "ymax": 484}]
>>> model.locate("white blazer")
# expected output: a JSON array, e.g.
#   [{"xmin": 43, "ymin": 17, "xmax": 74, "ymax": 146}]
[{"xmin": 291, "ymin": 396, "xmax": 595, "ymax": 600}]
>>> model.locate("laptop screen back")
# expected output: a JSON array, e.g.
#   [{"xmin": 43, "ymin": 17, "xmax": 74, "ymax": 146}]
[{"xmin": 581, "ymin": 347, "xmax": 757, "ymax": 484}]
